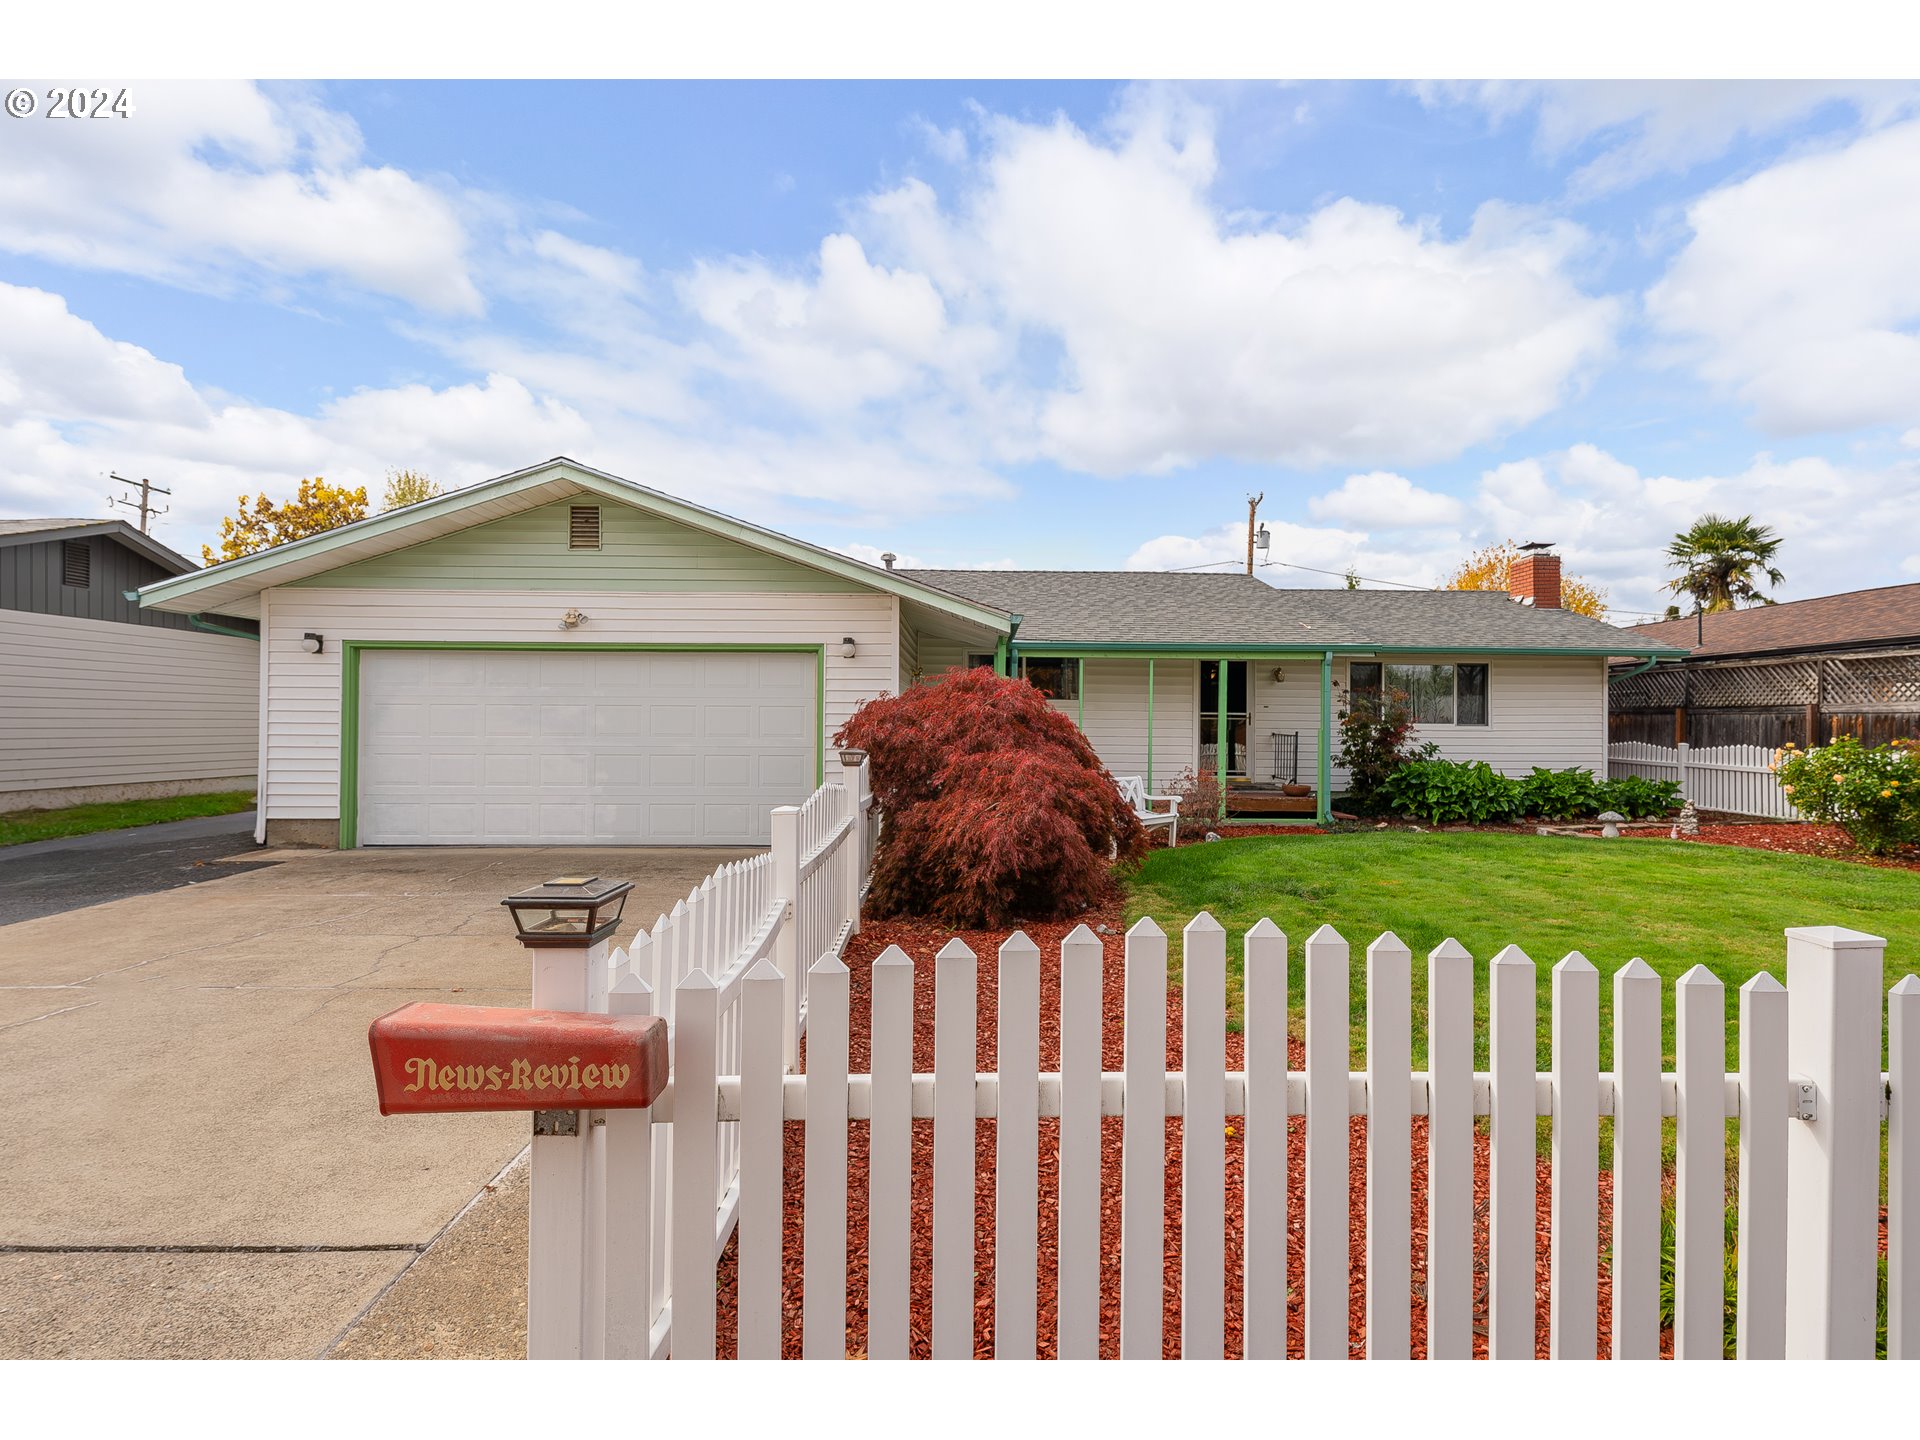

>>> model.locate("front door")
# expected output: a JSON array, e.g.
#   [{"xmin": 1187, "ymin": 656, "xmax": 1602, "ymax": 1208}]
[{"xmin": 1199, "ymin": 659, "xmax": 1249, "ymax": 778}]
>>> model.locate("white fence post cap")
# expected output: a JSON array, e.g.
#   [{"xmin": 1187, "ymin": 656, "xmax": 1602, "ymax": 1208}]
[{"xmin": 1784, "ymin": 926, "xmax": 1886, "ymax": 950}]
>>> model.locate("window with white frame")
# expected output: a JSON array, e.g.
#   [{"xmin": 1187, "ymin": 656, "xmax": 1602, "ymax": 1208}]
[
  {"xmin": 1348, "ymin": 661, "xmax": 1488, "ymax": 726},
  {"xmin": 1020, "ymin": 657, "xmax": 1080, "ymax": 701}
]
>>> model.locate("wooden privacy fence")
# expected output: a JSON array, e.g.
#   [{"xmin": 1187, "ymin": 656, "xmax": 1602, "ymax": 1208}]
[
  {"xmin": 525, "ymin": 753, "xmax": 873, "ymax": 1359},
  {"xmin": 1608, "ymin": 740, "xmax": 1797, "ymax": 820},
  {"xmin": 583, "ymin": 916, "xmax": 1918, "ymax": 1361}
]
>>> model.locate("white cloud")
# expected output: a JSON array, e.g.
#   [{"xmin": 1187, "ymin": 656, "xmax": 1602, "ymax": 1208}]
[
  {"xmin": 1308, "ymin": 472, "xmax": 1463, "ymax": 528},
  {"xmin": 1905, "ymin": 429, "xmax": 1920, "ymax": 448},
  {"xmin": 0, "ymin": 81, "xmax": 481, "ymax": 313},
  {"xmin": 1125, "ymin": 519, "xmax": 1374, "ymax": 582},
  {"xmin": 1646, "ymin": 119, "xmax": 1920, "ymax": 434},
  {"xmin": 1417, "ymin": 80, "xmax": 1920, "ymax": 196},
  {"xmin": 855, "ymin": 107, "xmax": 1619, "ymax": 474}
]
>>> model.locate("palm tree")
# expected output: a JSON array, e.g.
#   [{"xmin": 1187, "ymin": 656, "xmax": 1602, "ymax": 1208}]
[{"xmin": 1664, "ymin": 514, "xmax": 1785, "ymax": 613}]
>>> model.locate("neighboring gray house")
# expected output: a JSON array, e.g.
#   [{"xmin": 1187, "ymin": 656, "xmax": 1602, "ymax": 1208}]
[
  {"xmin": 0, "ymin": 518, "xmax": 260, "ymax": 811},
  {"xmin": 133, "ymin": 458, "xmax": 1680, "ymax": 846}
]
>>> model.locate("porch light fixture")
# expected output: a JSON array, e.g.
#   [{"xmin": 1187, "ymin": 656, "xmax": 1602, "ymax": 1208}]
[
  {"xmin": 840, "ymin": 636, "xmax": 857, "ymax": 658},
  {"xmin": 502, "ymin": 875, "xmax": 633, "ymax": 948},
  {"xmin": 559, "ymin": 609, "xmax": 589, "ymax": 630},
  {"xmin": 301, "ymin": 632, "xmax": 324, "ymax": 654}
]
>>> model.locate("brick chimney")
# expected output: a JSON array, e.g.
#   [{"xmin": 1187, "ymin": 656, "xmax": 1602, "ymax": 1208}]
[{"xmin": 1509, "ymin": 544, "xmax": 1561, "ymax": 608}]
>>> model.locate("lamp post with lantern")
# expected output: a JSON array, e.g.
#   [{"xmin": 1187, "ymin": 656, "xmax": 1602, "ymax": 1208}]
[{"xmin": 501, "ymin": 874, "xmax": 634, "ymax": 1359}]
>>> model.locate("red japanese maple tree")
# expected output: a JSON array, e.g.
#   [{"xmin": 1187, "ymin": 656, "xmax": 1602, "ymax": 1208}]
[{"xmin": 835, "ymin": 667, "xmax": 1148, "ymax": 927}]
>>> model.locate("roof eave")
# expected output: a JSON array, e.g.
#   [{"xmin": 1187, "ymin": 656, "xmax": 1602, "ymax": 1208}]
[{"xmin": 135, "ymin": 457, "xmax": 1014, "ymax": 633}]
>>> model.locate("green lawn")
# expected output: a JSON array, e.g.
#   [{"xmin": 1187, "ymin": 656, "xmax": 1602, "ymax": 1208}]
[
  {"xmin": 0, "ymin": 790, "xmax": 256, "ymax": 847},
  {"xmin": 1125, "ymin": 830, "xmax": 1920, "ymax": 1068}
]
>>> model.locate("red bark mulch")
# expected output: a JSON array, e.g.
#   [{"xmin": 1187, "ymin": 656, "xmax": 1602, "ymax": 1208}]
[
  {"xmin": 1640, "ymin": 820, "xmax": 1920, "ymax": 872},
  {"xmin": 710, "ymin": 901, "xmax": 1650, "ymax": 1360}
]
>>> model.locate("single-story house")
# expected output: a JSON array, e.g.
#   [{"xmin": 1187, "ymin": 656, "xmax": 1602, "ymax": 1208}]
[
  {"xmin": 1, "ymin": 518, "xmax": 260, "ymax": 811},
  {"xmin": 1613, "ymin": 583, "xmax": 1920, "ymax": 750},
  {"xmin": 135, "ymin": 458, "xmax": 1683, "ymax": 847}
]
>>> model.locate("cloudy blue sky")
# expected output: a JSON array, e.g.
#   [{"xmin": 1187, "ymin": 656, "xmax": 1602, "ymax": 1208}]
[{"xmin": 3, "ymin": 78, "xmax": 1917, "ymax": 619}]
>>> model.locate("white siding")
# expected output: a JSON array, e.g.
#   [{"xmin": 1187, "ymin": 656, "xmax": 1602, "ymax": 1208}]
[
  {"xmin": 0, "ymin": 608, "xmax": 258, "ymax": 793},
  {"xmin": 1076, "ymin": 658, "xmax": 1199, "ymax": 789},
  {"xmin": 261, "ymin": 587, "xmax": 898, "ymax": 823},
  {"xmin": 1252, "ymin": 652, "xmax": 1609, "ymax": 788}
]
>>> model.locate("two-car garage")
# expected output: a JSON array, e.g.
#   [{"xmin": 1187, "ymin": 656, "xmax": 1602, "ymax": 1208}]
[{"xmin": 354, "ymin": 647, "xmax": 818, "ymax": 846}]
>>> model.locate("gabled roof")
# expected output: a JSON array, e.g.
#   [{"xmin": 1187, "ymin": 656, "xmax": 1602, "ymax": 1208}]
[
  {"xmin": 0, "ymin": 517, "xmax": 197, "ymax": 575},
  {"xmin": 1625, "ymin": 582, "xmax": 1920, "ymax": 660},
  {"xmin": 135, "ymin": 457, "xmax": 1015, "ymax": 630},
  {"xmin": 904, "ymin": 569, "xmax": 1686, "ymax": 655}
]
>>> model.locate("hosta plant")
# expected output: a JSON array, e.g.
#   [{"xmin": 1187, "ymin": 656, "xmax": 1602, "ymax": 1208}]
[{"xmin": 1773, "ymin": 735, "xmax": 1920, "ymax": 855}]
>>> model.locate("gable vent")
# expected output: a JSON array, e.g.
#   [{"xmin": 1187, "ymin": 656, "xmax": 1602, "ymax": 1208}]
[
  {"xmin": 568, "ymin": 505, "xmax": 601, "ymax": 551},
  {"xmin": 62, "ymin": 539, "xmax": 91, "ymax": 588}
]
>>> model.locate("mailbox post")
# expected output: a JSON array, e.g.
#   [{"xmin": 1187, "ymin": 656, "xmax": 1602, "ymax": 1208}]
[{"xmin": 501, "ymin": 876, "xmax": 634, "ymax": 1360}]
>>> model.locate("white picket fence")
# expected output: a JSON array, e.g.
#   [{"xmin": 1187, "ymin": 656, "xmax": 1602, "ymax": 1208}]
[
  {"xmin": 594, "ymin": 916, "xmax": 1916, "ymax": 1361},
  {"xmin": 526, "ymin": 752, "xmax": 874, "ymax": 1360},
  {"xmin": 1608, "ymin": 740, "xmax": 1797, "ymax": 820}
]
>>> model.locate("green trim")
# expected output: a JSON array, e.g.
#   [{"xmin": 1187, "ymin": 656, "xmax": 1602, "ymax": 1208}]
[
  {"xmin": 998, "ymin": 640, "xmax": 1685, "ymax": 660},
  {"xmin": 185, "ymin": 613, "xmax": 260, "ymax": 641},
  {"xmin": 993, "ymin": 634, "xmax": 1009, "ymax": 677},
  {"xmin": 1214, "ymin": 657, "xmax": 1229, "ymax": 823},
  {"xmin": 1076, "ymin": 657, "xmax": 1084, "ymax": 732},
  {"xmin": 336, "ymin": 640, "xmax": 828, "ymax": 850},
  {"xmin": 1317, "ymin": 651, "xmax": 1333, "ymax": 825},
  {"xmin": 1146, "ymin": 658, "xmax": 1155, "ymax": 791},
  {"xmin": 138, "ymin": 458, "xmax": 1017, "ymax": 636}
]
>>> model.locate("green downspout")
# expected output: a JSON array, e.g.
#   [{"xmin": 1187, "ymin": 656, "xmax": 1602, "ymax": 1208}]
[
  {"xmin": 1215, "ymin": 658, "xmax": 1229, "ymax": 824},
  {"xmin": 1146, "ymin": 659, "xmax": 1155, "ymax": 791},
  {"xmin": 1609, "ymin": 656, "xmax": 1661, "ymax": 683},
  {"xmin": 1317, "ymin": 650, "xmax": 1334, "ymax": 824}
]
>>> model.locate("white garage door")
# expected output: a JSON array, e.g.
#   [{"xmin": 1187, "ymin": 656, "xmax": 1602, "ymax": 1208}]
[{"xmin": 357, "ymin": 648, "xmax": 817, "ymax": 845}]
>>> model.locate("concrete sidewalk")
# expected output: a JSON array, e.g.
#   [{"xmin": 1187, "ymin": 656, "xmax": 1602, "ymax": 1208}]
[{"xmin": 0, "ymin": 843, "xmax": 748, "ymax": 1358}]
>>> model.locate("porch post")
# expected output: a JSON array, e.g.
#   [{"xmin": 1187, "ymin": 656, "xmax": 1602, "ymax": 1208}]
[
  {"xmin": 1146, "ymin": 658, "xmax": 1155, "ymax": 791},
  {"xmin": 994, "ymin": 634, "xmax": 1009, "ymax": 677},
  {"xmin": 1317, "ymin": 651, "xmax": 1333, "ymax": 824},
  {"xmin": 1215, "ymin": 657, "xmax": 1229, "ymax": 824},
  {"xmin": 1077, "ymin": 657, "xmax": 1085, "ymax": 732}
]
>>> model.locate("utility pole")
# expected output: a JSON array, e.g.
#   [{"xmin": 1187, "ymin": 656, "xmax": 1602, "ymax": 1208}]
[
  {"xmin": 1246, "ymin": 492, "xmax": 1265, "ymax": 575},
  {"xmin": 108, "ymin": 473, "xmax": 171, "ymax": 533}
]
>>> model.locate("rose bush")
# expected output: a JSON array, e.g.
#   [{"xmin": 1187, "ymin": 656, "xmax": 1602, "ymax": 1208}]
[{"xmin": 1773, "ymin": 735, "xmax": 1920, "ymax": 855}]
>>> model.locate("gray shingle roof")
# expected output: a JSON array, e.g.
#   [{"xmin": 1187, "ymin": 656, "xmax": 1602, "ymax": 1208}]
[{"xmin": 901, "ymin": 569, "xmax": 1680, "ymax": 654}]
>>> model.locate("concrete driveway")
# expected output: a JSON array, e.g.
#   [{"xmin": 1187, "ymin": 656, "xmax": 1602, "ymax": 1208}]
[{"xmin": 0, "ymin": 840, "xmax": 750, "ymax": 1358}]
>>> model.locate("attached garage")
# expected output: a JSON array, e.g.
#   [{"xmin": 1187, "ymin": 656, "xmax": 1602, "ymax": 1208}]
[
  {"xmin": 353, "ymin": 647, "xmax": 818, "ymax": 846},
  {"xmin": 131, "ymin": 458, "xmax": 1014, "ymax": 849}
]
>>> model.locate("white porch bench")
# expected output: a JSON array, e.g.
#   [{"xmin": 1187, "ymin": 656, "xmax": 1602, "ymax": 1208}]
[{"xmin": 1113, "ymin": 774, "xmax": 1180, "ymax": 847}]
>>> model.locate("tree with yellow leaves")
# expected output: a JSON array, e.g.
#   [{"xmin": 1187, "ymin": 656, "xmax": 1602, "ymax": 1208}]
[
  {"xmin": 1444, "ymin": 540, "xmax": 1608, "ymax": 618},
  {"xmin": 381, "ymin": 468, "xmax": 441, "ymax": 511},
  {"xmin": 201, "ymin": 477, "xmax": 368, "ymax": 565}
]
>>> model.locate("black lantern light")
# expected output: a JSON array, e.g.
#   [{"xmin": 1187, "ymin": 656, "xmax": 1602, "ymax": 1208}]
[{"xmin": 502, "ymin": 875, "xmax": 634, "ymax": 948}]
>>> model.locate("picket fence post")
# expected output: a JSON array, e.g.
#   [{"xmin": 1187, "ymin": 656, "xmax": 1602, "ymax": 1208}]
[
  {"xmin": 771, "ymin": 804, "xmax": 801, "ymax": 1071},
  {"xmin": 839, "ymin": 749, "xmax": 866, "ymax": 936},
  {"xmin": 604, "ymin": 965, "xmax": 656, "ymax": 1360},
  {"xmin": 1784, "ymin": 926, "xmax": 1886, "ymax": 1359},
  {"xmin": 1677, "ymin": 740, "xmax": 1692, "ymax": 805}
]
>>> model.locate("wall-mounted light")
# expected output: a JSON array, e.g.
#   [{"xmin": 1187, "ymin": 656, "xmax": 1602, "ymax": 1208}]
[
  {"xmin": 301, "ymin": 632, "xmax": 324, "ymax": 654},
  {"xmin": 559, "ymin": 609, "xmax": 589, "ymax": 630},
  {"xmin": 1271, "ymin": 666, "xmax": 1285, "ymax": 683},
  {"xmin": 840, "ymin": 636, "xmax": 857, "ymax": 659}
]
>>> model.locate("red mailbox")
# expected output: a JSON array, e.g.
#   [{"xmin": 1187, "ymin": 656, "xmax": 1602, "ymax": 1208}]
[{"xmin": 368, "ymin": 1002, "xmax": 668, "ymax": 1116}]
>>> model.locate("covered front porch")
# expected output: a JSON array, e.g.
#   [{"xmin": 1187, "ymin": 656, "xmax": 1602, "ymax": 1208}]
[{"xmin": 1009, "ymin": 643, "xmax": 1343, "ymax": 825}]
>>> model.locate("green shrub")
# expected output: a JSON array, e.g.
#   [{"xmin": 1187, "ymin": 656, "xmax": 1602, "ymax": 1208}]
[
  {"xmin": 1335, "ymin": 688, "xmax": 1434, "ymax": 815},
  {"xmin": 1518, "ymin": 766, "xmax": 1604, "ymax": 820},
  {"xmin": 1773, "ymin": 735, "xmax": 1920, "ymax": 855},
  {"xmin": 1595, "ymin": 774, "xmax": 1684, "ymax": 819},
  {"xmin": 1379, "ymin": 758, "xmax": 1522, "ymax": 824}
]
